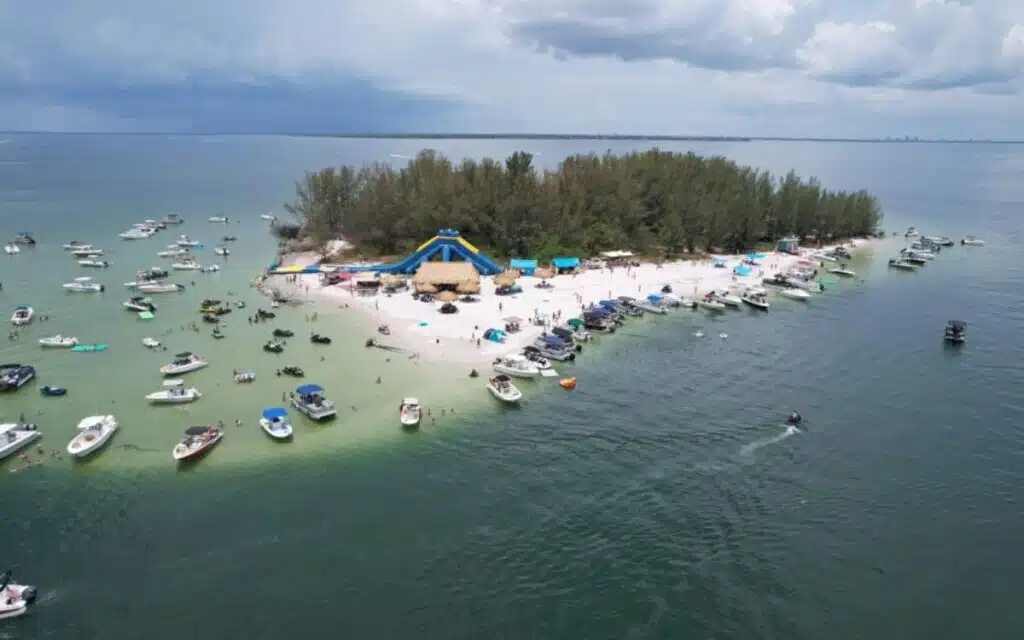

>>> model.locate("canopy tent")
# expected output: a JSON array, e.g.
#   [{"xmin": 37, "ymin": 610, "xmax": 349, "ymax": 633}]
[
  {"xmin": 733, "ymin": 265, "xmax": 753, "ymax": 277},
  {"xmin": 552, "ymin": 257, "xmax": 580, "ymax": 273},
  {"xmin": 778, "ymin": 237, "xmax": 800, "ymax": 254},
  {"xmin": 509, "ymin": 258, "xmax": 538, "ymax": 276}
]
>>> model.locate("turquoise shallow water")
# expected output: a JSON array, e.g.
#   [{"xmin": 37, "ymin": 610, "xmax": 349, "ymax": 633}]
[{"xmin": 2, "ymin": 135, "xmax": 1023, "ymax": 639}]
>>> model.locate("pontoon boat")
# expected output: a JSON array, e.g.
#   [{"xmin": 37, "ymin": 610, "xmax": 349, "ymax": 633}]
[{"xmin": 291, "ymin": 384, "xmax": 337, "ymax": 421}]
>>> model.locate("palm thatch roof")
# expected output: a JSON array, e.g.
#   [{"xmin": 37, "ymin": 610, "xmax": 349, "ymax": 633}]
[
  {"xmin": 436, "ymin": 290, "xmax": 459, "ymax": 302},
  {"xmin": 494, "ymin": 270, "xmax": 519, "ymax": 286},
  {"xmin": 412, "ymin": 262, "xmax": 481, "ymax": 287},
  {"xmin": 456, "ymin": 280, "xmax": 480, "ymax": 294},
  {"xmin": 534, "ymin": 267, "xmax": 554, "ymax": 279}
]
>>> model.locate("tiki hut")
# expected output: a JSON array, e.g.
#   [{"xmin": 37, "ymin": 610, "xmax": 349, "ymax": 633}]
[
  {"xmin": 412, "ymin": 261, "xmax": 480, "ymax": 293},
  {"xmin": 436, "ymin": 290, "xmax": 459, "ymax": 302},
  {"xmin": 381, "ymin": 275, "xmax": 404, "ymax": 287},
  {"xmin": 534, "ymin": 267, "xmax": 554, "ymax": 280},
  {"xmin": 417, "ymin": 283, "xmax": 439, "ymax": 294},
  {"xmin": 494, "ymin": 270, "xmax": 519, "ymax": 286},
  {"xmin": 456, "ymin": 280, "xmax": 480, "ymax": 295}
]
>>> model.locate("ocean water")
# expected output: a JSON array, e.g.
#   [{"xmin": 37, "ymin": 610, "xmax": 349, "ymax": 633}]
[{"xmin": 2, "ymin": 135, "xmax": 1022, "ymax": 639}]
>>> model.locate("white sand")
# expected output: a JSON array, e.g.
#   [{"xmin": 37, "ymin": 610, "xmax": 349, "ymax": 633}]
[{"xmin": 269, "ymin": 240, "xmax": 870, "ymax": 366}]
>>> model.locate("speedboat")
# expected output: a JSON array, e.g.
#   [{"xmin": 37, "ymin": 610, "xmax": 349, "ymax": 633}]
[
  {"xmin": 4, "ymin": 244, "xmax": 19, "ymax": 255},
  {"xmin": 235, "ymin": 371, "xmax": 255, "ymax": 383},
  {"xmin": 200, "ymin": 265, "xmax": 219, "ymax": 273},
  {"xmin": 0, "ymin": 570, "xmax": 38, "ymax": 620},
  {"xmin": 125, "ymin": 268, "xmax": 170, "ymax": 287},
  {"xmin": 697, "ymin": 297, "xmax": 726, "ymax": 312},
  {"xmin": 119, "ymin": 228, "xmax": 152, "ymax": 240},
  {"xmin": 487, "ymin": 375, "xmax": 522, "ymax": 403},
  {"xmin": 208, "ymin": 216, "xmax": 228, "ymax": 223},
  {"xmin": 492, "ymin": 354, "xmax": 542, "ymax": 378},
  {"xmin": 146, "ymin": 379, "xmax": 202, "ymax": 404},
  {"xmin": 944, "ymin": 320, "xmax": 966, "ymax": 344},
  {"xmin": 70, "ymin": 247, "xmax": 104, "ymax": 257},
  {"xmin": 78, "ymin": 259, "xmax": 109, "ymax": 268},
  {"xmin": 905, "ymin": 226, "xmax": 918, "ymax": 237},
  {"xmin": 0, "ymin": 364, "xmax": 36, "ymax": 391},
  {"xmin": 11, "ymin": 305, "xmax": 33, "ymax": 325},
  {"xmin": 172, "ymin": 259, "xmax": 201, "ymax": 270},
  {"xmin": 39, "ymin": 334, "xmax": 78, "ymax": 348},
  {"xmin": 40, "ymin": 385, "xmax": 67, "ymax": 396},
  {"xmin": 142, "ymin": 337, "xmax": 161, "ymax": 349},
  {"xmin": 291, "ymin": 384, "xmax": 337, "ymax": 421},
  {"xmin": 63, "ymin": 276, "xmax": 104, "ymax": 293},
  {"xmin": 172, "ymin": 426, "xmax": 223, "ymax": 462},
  {"xmin": 619, "ymin": 295, "xmax": 664, "ymax": 314},
  {"xmin": 137, "ymin": 282, "xmax": 184, "ymax": 294},
  {"xmin": 521, "ymin": 346, "xmax": 554, "ymax": 370},
  {"xmin": 779, "ymin": 288, "xmax": 811, "ymax": 301},
  {"xmin": 961, "ymin": 236, "xmax": 985, "ymax": 246},
  {"xmin": 710, "ymin": 291, "xmax": 742, "ymax": 308},
  {"xmin": 123, "ymin": 296, "xmax": 157, "ymax": 312},
  {"xmin": 828, "ymin": 267, "xmax": 857, "ymax": 278},
  {"xmin": 214, "ymin": 247, "xmax": 229, "ymax": 256},
  {"xmin": 159, "ymin": 352, "xmax": 208, "ymax": 376},
  {"xmin": 63, "ymin": 241, "xmax": 91, "ymax": 250},
  {"xmin": 399, "ymin": 398, "xmax": 422, "ymax": 428},
  {"xmin": 0, "ymin": 422, "xmax": 41, "ymax": 459},
  {"xmin": 888, "ymin": 259, "xmax": 918, "ymax": 271},
  {"xmin": 741, "ymin": 292, "xmax": 770, "ymax": 310},
  {"xmin": 13, "ymin": 233, "xmax": 35, "ymax": 245},
  {"xmin": 261, "ymin": 213, "xmax": 276, "ymax": 221},
  {"xmin": 66, "ymin": 414, "xmax": 118, "ymax": 458},
  {"xmin": 157, "ymin": 247, "xmax": 190, "ymax": 258},
  {"xmin": 259, "ymin": 408, "xmax": 293, "ymax": 440},
  {"xmin": 176, "ymin": 235, "xmax": 201, "ymax": 248}
]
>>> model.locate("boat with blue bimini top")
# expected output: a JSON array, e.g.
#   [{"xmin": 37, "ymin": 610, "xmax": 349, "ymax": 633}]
[
  {"xmin": 259, "ymin": 407, "xmax": 293, "ymax": 440},
  {"xmin": 291, "ymin": 384, "xmax": 337, "ymax": 421},
  {"xmin": 532, "ymin": 334, "xmax": 577, "ymax": 361}
]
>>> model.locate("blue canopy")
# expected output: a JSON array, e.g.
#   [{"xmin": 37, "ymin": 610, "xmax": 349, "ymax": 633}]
[
  {"xmin": 552, "ymin": 257, "xmax": 580, "ymax": 269},
  {"xmin": 647, "ymin": 294, "xmax": 662, "ymax": 303},
  {"xmin": 599, "ymin": 300, "xmax": 619, "ymax": 308},
  {"xmin": 714, "ymin": 259, "xmax": 727, "ymax": 267},
  {"xmin": 13, "ymin": 305, "xmax": 28, "ymax": 310},
  {"xmin": 541, "ymin": 335, "xmax": 568, "ymax": 346},
  {"xmin": 509, "ymin": 258, "xmax": 537, "ymax": 275},
  {"xmin": 296, "ymin": 384, "xmax": 324, "ymax": 395},
  {"xmin": 733, "ymin": 265, "xmax": 752, "ymax": 276},
  {"xmin": 585, "ymin": 306, "xmax": 610, "ymax": 316},
  {"xmin": 262, "ymin": 407, "xmax": 288, "ymax": 419},
  {"xmin": 746, "ymin": 252, "xmax": 766, "ymax": 259},
  {"xmin": 16, "ymin": 232, "xmax": 32, "ymax": 236}
]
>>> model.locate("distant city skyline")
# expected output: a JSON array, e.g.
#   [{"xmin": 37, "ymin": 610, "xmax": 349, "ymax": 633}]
[{"xmin": 0, "ymin": 1, "xmax": 1021, "ymax": 137}]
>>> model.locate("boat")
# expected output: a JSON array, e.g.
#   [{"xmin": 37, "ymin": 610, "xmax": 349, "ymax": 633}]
[
  {"xmin": 139, "ymin": 338, "xmax": 161, "ymax": 351},
  {"xmin": 208, "ymin": 216, "xmax": 228, "ymax": 223},
  {"xmin": 697, "ymin": 297, "xmax": 726, "ymax": 312},
  {"xmin": 146, "ymin": 379, "xmax": 202, "ymax": 404},
  {"xmin": 521, "ymin": 346, "xmax": 554, "ymax": 370},
  {"xmin": 66, "ymin": 414, "xmax": 118, "ymax": 458},
  {"xmin": 552, "ymin": 325, "xmax": 591, "ymax": 345},
  {"xmin": 11, "ymin": 305, "xmax": 33, "ymax": 326},
  {"xmin": 40, "ymin": 385, "xmax": 67, "ymax": 396},
  {"xmin": 212, "ymin": 327, "xmax": 224, "ymax": 339},
  {"xmin": 172, "ymin": 426, "xmax": 223, "ymax": 461},
  {"xmin": 259, "ymin": 408, "xmax": 293, "ymax": 440},
  {"xmin": 63, "ymin": 241, "xmax": 91, "ymax": 250},
  {"xmin": 399, "ymin": 398, "xmax": 422, "ymax": 428},
  {"xmin": 200, "ymin": 265, "xmax": 219, "ymax": 273},
  {"xmin": 281, "ymin": 366, "xmax": 304, "ymax": 377},
  {"xmin": 71, "ymin": 344, "xmax": 106, "ymax": 352},
  {"xmin": 487, "ymin": 375, "xmax": 522, "ymax": 403},
  {"xmin": 559, "ymin": 377, "xmax": 577, "ymax": 390},
  {"xmin": 0, "ymin": 570, "xmax": 38, "ymax": 620},
  {"xmin": 786, "ymin": 277, "xmax": 824, "ymax": 293},
  {"xmin": 70, "ymin": 247, "xmax": 104, "ymax": 257},
  {"xmin": 124, "ymin": 268, "xmax": 170, "ymax": 287},
  {"xmin": 13, "ymin": 232, "xmax": 35, "ymax": 245},
  {"xmin": 38, "ymin": 334, "xmax": 78, "ymax": 348},
  {"xmin": 172, "ymin": 259, "xmax": 201, "ymax": 270},
  {"xmin": 944, "ymin": 320, "xmax": 966, "ymax": 344},
  {"xmin": 310, "ymin": 333, "xmax": 331, "ymax": 344},
  {"xmin": 124, "ymin": 296, "xmax": 157, "ymax": 312},
  {"xmin": 222, "ymin": 235, "xmax": 237, "ymax": 242},
  {"xmin": 710, "ymin": 291, "xmax": 742, "ymax": 308},
  {"xmin": 4, "ymin": 244, "xmax": 20, "ymax": 255},
  {"xmin": 157, "ymin": 247, "xmax": 190, "ymax": 258},
  {"xmin": 137, "ymin": 282, "xmax": 185, "ymax": 294},
  {"xmin": 0, "ymin": 422, "xmax": 41, "ymax": 459},
  {"xmin": 159, "ymin": 352, "xmax": 208, "ymax": 376},
  {"xmin": 119, "ymin": 228, "xmax": 152, "ymax": 240},
  {"xmin": 261, "ymin": 213, "xmax": 276, "ymax": 220},
  {"xmin": 63, "ymin": 276, "xmax": 104, "ymax": 293},
  {"xmin": 162, "ymin": 213, "xmax": 184, "ymax": 225},
  {"xmin": 78, "ymin": 257, "xmax": 110, "ymax": 268},
  {"xmin": 272, "ymin": 329, "xmax": 294, "ymax": 338},
  {"xmin": 176, "ymin": 235, "xmax": 201, "ymax": 248},
  {"xmin": 235, "ymin": 371, "xmax": 255, "ymax": 383},
  {"xmin": 888, "ymin": 258, "xmax": 918, "ymax": 271},
  {"xmin": 531, "ymin": 335, "xmax": 576, "ymax": 361},
  {"xmin": 779, "ymin": 288, "xmax": 811, "ymax": 300},
  {"xmin": 492, "ymin": 354, "xmax": 543, "ymax": 378},
  {"xmin": 828, "ymin": 267, "xmax": 857, "ymax": 278},
  {"xmin": 0, "ymin": 364, "xmax": 36, "ymax": 391},
  {"xmin": 741, "ymin": 291, "xmax": 770, "ymax": 310},
  {"xmin": 263, "ymin": 341, "xmax": 284, "ymax": 353},
  {"xmin": 619, "ymin": 295, "xmax": 664, "ymax": 314},
  {"xmin": 214, "ymin": 247, "xmax": 230, "ymax": 256},
  {"xmin": 905, "ymin": 226, "xmax": 919, "ymax": 237},
  {"xmin": 291, "ymin": 384, "xmax": 337, "ymax": 421},
  {"xmin": 961, "ymin": 236, "xmax": 985, "ymax": 246}
]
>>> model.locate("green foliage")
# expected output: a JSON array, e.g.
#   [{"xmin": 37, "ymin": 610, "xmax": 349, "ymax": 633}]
[{"xmin": 282, "ymin": 149, "xmax": 882, "ymax": 258}]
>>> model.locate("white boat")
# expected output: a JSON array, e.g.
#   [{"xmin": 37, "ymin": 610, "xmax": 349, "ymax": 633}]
[
  {"xmin": 172, "ymin": 259, "xmax": 201, "ymax": 270},
  {"xmin": 157, "ymin": 247, "xmax": 190, "ymax": 258},
  {"xmin": 741, "ymin": 292, "xmax": 770, "ymax": 310},
  {"xmin": 905, "ymin": 226, "xmax": 918, "ymax": 237},
  {"xmin": 0, "ymin": 422, "xmax": 41, "ymax": 460},
  {"xmin": 711, "ymin": 292, "xmax": 742, "ymax": 308},
  {"xmin": 142, "ymin": 337, "xmax": 161, "ymax": 349},
  {"xmin": 399, "ymin": 397, "xmax": 422, "ymax": 428},
  {"xmin": 785, "ymin": 277, "xmax": 823, "ymax": 293},
  {"xmin": 0, "ymin": 571, "xmax": 38, "ymax": 620},
  {"xmin": 173, "ymin": 426, "xmax": 223, "ymax": 461},
  {"xmin": 779, "ymin": 288, "xmax": 811, "ymax": 301},
  {"xmin": 487, "ymin": 375, "xmax": 523, "ymax": 403},
  {"xmin": 176, "ymin": 235, "xmax": 201, "ymax": 247},
  {"xmin": 214, "ymin": 247, "xmax": 230, "ymax": 256},
  {"xmin": 291, "ymin": 383, "xmax": 337, "ymax": 421},
  {"xmin": 11, "ymin": 305, "xmax": 32, "ymax": 325},
  {"xmin": 961, "ymin": 236, "xmax": 985, "ymax": 246},
  {"xmin": 261, "ymin": 213, "xmax": 276, "ymax": 221},
  {"xmin": 146, "ymin": 379, "xmax": 202, "ymax": 404},
  {"xmin": 829, "ymin": 268, "xmax": 857, "ymax": 278},
  {"xmin": 63, "ymin": 241, "xmax": 91, "ymax": 250},
  {"xmin": 208, "ymin": 216, "xmax": 228, "ymax": 223},
  {"xmin": 200, "ymin": 265, "xmax": 220, "ymax": 273},
  {"xmin": 888, "ymin": 259, "xmax": 918, "ymax": 271},
  {"xmin": 62, "ymin": 276, "xmax": 104, "ymax": 293},
  {"xmin": 119, "ymin": 228, "xmax": 152, "ymax": 239},
  {"xmin": 137, "ymin": 282, "xmax": 184, "ymax": 294},
  {"xmin": 492, "ymin": 354, "xmax": 542, "ymax": 378},
  {"xmin": 162, "ymin": 214, "xmax": 184, "ymax": 225},
  {"xmin": 78, "ymin": 259, "xmax": 109, "ymax": 268},
  {"xmin": 70, "ymin": 247, "xmax": 104, "ymax": 257},
  {"xmin": 4, "ymin": 244, "xmax": 19, "ymax": 255},
  {"xmin": 697, "ymin": 298, "xmax": 726, "ymax": 312},
  {"xmin": 39, "ymin": 334, "xmax": 78, "ymax": 348},
  {"xmin": 259, "ymin": 408, "xmax": 293, "ymax": 440},
  {"xmin": 123, "ymin": 296, "xmax": 156, "ymax": 311},
  {"xmin": 159, "ymin": 352, "xmax": 208, "ymax": 376},
  {"xmin": 66, "ymin": 414, "xmax": 118, "ymax": 458}
]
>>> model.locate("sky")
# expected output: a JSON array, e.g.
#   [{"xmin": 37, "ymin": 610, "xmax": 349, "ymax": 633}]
[{"xmin": 0, "ymin": 0, "xmax": 1022, "ymax": 138}]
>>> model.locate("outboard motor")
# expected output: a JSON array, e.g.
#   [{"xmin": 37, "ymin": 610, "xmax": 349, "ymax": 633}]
[{"xmin": 21, "ymin": 585, "xmax": 37, "ymax": 604}]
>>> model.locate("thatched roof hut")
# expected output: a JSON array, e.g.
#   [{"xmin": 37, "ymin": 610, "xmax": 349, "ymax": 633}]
[
  {"xmin": 456, "ymin": 280, "xmax": 480, "ymax": 294},
  {"xmin": 381, "ymin": 275, "xmax": 406, "ymax": 287},
  {"xmin": 494, "ymin": 270, "xmax": 519, "ymax": 286},
  {"xmin": 436, "ymin": 290, "xmax": 459, "ymax": 302},
  {"xmin": 416, "ymin": 282, "xmax": 438, "ymax": 294},
  {"xmin": 412, "ymin": 262, "xmax": 480, "ymax": 290},
  {"xmin": 534, "ymin": 267, "xmax": 554, "ymax": 279}
]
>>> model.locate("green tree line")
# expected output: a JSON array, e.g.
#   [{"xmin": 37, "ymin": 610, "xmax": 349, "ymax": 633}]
[{"xmin": 281, "ymin": 149, "xmax": 882, "ymax": 260}]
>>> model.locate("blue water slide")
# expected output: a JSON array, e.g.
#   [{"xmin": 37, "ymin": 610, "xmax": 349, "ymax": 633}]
[{"xmin": 350, "ymin": 235, "xmax": 503, "ymax": 275}]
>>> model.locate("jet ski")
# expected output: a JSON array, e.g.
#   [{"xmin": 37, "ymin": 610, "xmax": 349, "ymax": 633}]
[{"xmin": 786, "ymin": 411, "xmax": 802, "ymax": 426}]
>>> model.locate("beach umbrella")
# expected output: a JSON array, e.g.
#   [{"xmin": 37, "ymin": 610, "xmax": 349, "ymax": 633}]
[
  {"xmin": 502, "ymin": 316, "xmax": 523, "ymax": 323},
  {"xmin": 534, "ymin": 267, "xmax": 554, "ymax": 279},
  {"xmin": 437, "ymin": 290, "xmax": 458, "ymax": 302},
  {"xmin": 416, "ymin": 283, "xmax": 438, "ymax": 294},
  {"xmin": 494, "ymin": 270, "xmax": 519, "ymax": 285},
  {"xmin": 382, "ymin": 275, "xmax": 403, "ymax": 286}
]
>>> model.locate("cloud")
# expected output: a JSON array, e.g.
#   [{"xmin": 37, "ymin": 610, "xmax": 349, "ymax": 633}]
[{"xmin": 0, "ymin": 0, "xmax": 1021, "ymax": 136}]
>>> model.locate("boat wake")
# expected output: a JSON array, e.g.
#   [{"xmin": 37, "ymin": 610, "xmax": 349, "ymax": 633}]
[{"xmin": 739, "ymin": 425, "xmax": 801, "ymax": 458}]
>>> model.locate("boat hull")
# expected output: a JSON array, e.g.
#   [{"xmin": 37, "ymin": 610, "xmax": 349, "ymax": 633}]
[
  {"xmin": 159, "ymin": 362, "xmax": 208, "ymax": 376},
  {"xmin": 67, "ymin": 422, "xmax": 118, "ymax": 458},
  {"xmin": 0, "ymin": 426, "xmax": 41, "ymax": 459},
  {"xmin": 173, "ymin": 433, "xmax": 223, "ymax": 461},
  {"xmin": 146, "ymin": 390, "xmax": 201, "ymax": 404},
  {"xmin": 487, "ymin": 384, "xmax": 522, "ymax": 403},
  {"xmin": 492, "ymin": 364, "xmax": 541, "ymax": 378},
  {"xmin": 259, "ymin": 419, "xmax": 293, "ymax": 440}
]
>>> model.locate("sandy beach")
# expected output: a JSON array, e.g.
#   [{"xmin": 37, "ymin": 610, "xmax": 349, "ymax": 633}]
[{"xmin": 267, "ymin": 240, "xmax": 871, "ymax": 366}]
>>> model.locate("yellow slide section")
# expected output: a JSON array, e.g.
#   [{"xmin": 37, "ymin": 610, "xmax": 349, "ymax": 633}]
[
  {"xmin": 414, "ymin": 235, "xmax": 481, "ymax": 254},
  {"xmin": 416, "ymin": 236, "xmax": 440, "ymax": 253},
  {"xmin": 457, "ymin": 237, "xmax": 480, "ymax": 254}
]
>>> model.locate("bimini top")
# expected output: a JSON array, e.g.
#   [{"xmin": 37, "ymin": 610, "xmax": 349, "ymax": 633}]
[
  {"xmin": 296, "ymin": 384, "xmax": 324, "ymax": 396},
  {"xmin": 13, "ymin": 305, "xmax": 29, "ymax": 310},
  {"xmin": 262, "ymin": 407, "xmax": 288, "ymax": 420},
  {"xmin": 540, "ymin": 334, "xmax": 568, "ymax": 346}
]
